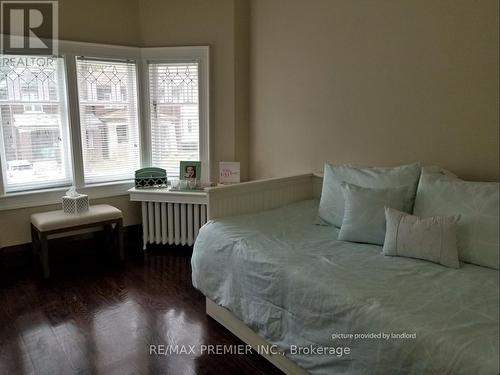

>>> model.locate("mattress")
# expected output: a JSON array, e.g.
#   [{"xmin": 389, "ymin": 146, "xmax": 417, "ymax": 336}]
[{"xmin": 191, "ymin": 200, "xmax": 499, "ymax": 375}]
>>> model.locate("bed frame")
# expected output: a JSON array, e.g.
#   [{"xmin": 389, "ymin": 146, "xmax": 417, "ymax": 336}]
[{"xmin": 204, "ymin": 173, "xmax": 322, "ymax": 374}]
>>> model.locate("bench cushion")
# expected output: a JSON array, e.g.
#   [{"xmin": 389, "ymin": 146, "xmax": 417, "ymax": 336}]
[{"xmin": 31, "ymin": 204, "xmax": 123, "ymax": 232}]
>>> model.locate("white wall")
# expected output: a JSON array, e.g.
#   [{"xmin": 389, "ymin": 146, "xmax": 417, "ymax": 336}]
[{"xmin": 249, "ymin": 0, "xmax": 499, "ymax": 182}]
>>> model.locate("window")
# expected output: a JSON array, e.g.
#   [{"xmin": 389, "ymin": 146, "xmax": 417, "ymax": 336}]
[
  {"xmin": 0, "ymin": 56, "xmax": 72, "ymax": 192},
  {"xmin": 149, "ymin": 62, "xmax": 200, "ymax": 179},
  {"xmin": 0, "ymin": 43, "xmax": 209, "ymax": 210},
  {"xmin": 76, "ymin": 57, "xmax": 140, "ymax": 184}
]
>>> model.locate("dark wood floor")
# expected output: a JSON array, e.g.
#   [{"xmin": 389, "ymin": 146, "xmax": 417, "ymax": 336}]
[{"xmin": 0, "ymin": 234, "xmax": 282, "ymax": 375}]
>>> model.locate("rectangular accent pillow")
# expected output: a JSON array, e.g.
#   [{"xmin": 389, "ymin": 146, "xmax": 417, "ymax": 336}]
[
  {"xmin": 382, "ymin": 207, "xmax": 460, "ymax": 268},
  {"xmin": 318, "ymin": 163, "xmax": 421, "ymax": 227},
  {"xmin": 413, "ymin": 168, "xmax": 499, "ymax": 269},
  {"xmin": 338, "ymin": 183, "xmax": 409, "ymax": 245}
]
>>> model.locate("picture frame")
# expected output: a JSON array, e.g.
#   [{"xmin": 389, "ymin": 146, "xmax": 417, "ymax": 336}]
[
  {"xmin": 179, "ymin": 161, "xmax": 201, "ymax": 180},
  {"xmin": 219, "ymin": 161, "xmax": 240, "ymax": 184}
]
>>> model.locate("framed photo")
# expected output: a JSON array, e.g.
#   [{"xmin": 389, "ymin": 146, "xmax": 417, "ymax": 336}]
[{"xmin": 179, "ymin": 161, "xmax": 201, "ymax": 180}]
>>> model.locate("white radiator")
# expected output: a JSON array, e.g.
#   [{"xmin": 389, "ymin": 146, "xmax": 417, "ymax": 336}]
[{"xmin": 141, "ymin": 201, "xmax": 207, "ymax": 249}]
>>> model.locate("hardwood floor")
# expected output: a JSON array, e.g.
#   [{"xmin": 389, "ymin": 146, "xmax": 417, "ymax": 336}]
[{"xmin": 0, "ymin": 235, "xmax": 282, "ymax": 375}]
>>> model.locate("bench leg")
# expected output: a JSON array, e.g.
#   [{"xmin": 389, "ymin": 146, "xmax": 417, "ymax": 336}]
[
  {"xmin": 110, "ymin": 220, "xmax": 124, "ymax": 261},
  {"xmin": 104, "ymin": 224, "xmax": 113, "ymax": 254},
  {"xmin": 117, "ymin": 219, "xmax": 124, "ymax": 261},
  {"xmin": 30, "ymin": 224, "xmax": 39, "ymax": 258},
  {"xmin": 40, "ymin": 233, "xmax": 50, "ymax": 279}
]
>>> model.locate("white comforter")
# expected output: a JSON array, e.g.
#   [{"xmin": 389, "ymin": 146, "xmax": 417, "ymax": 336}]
[{"xmin": 192, "ymin": 200, "xmax": 499, "ymax": 374}]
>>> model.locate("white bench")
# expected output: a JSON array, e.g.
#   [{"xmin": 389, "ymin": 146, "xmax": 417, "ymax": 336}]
[{"xmin": 30, "ymin": 204, "xmax": 124, "ymax": 278}]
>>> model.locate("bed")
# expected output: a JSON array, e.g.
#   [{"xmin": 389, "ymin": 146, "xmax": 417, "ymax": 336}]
[{"xmin": 191, "ymin": 174, "xmax": 499, "ymax": 375}]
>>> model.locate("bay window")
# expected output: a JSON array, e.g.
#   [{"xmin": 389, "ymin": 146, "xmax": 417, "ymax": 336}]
[{"xmin": 0, "ymin": 43, "xmax": 209, "ymax": 210}]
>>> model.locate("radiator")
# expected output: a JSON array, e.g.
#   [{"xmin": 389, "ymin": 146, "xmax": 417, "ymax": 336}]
[{"xmin": 141, "ymin": 201, "xmax": 207, "ymax": 249}]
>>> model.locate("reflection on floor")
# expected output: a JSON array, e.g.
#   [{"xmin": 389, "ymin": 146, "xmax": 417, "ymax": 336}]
[{"xmin": 0, "ymin": 239, "xmax": 281, "ymax": 375}]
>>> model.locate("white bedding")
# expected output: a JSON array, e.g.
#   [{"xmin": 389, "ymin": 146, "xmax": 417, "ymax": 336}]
[{"xmin": 192, "ymin": 200, "xmax": 499, "ymax": 374}]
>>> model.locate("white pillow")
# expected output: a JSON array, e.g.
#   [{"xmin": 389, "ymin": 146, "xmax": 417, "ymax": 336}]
[
  {"xmin": 413, "ymin": 168, "xmax": 499, "ymax": 269},
  {"xmin": 338, "ymin": 183, "xmax": 409, "ymax": 245},
  {"xmin": 317, "ymin": 163, "xmax": 421, "ymax": 227},
  {"xmin": 382, "ymin": 207, "xmax": 460, "ymax": 268}
]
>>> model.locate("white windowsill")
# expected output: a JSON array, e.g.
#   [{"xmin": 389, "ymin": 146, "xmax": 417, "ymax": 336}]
[{"xmin": 0, "ymin": 180, "xmax": 134, "ymax": 211}]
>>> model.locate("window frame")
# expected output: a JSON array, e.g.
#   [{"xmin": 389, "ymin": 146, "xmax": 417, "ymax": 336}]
[
  {"xmin": 0, "ymin": 55, "xmax": 73, "ymax": 194},
  {"xmin": 0, "ymin": 40, "xmax": 210, "ymax": 210},
  {"xmin": 141, "ymin": 47, "xmax": 210, "ymax": 183},
  {"xmin": 75, "ymin": 55, "xmax": 142, "ymax": 185}
]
